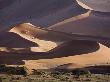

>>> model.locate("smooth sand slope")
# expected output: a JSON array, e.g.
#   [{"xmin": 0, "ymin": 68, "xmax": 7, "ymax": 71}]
[{"xmin": 0, "ymin": 23, "xmax": 109, "ymax": 71}]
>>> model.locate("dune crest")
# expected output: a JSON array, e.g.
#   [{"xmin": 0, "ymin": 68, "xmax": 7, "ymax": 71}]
[
  {"xmin": 9, "ymin": 23, "xmax": 65, "ymax": 52},
  {"xmin": 76, "ymin": 0, "xmax": 110, "ymax": 12},
  {"xmin": 76, "ymin": 0, "xmax": 93, "ymax": 10},
  {"xmin": 0, "ymin": 23, "xmax": 109, "ymax": 70},
  {"xmin": 0, "ymin": 0, "xmax": 110, "ymax": 71}
]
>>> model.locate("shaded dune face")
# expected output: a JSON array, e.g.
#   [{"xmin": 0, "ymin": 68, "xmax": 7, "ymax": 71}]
[
  {"xmin": 9, "ymin": 23, "xmax": 102, "ymax": 53},
  {"xmin": 10, "ymin": 23, "xmax": 72, "ymax": 52},
  {"xmin": 100, "ymin": 41, "xmax": 110, "ymax": 48},
  {"xmin": 53, "ymin": 64, "xmax": 110, "ymax": 73},
  {"xmin": 0, "ymin": 0, "xmax": 86, "ymax": 30},
  {"xmin": 0, "ymin": 32, "xmax": 37, "ymax": 48},
  {"xmin": 0, "ymin": 0, "xmax": 15, "ymax": 9},
  {"xmin": 51, "ymin": 63, "xmax": 84, "ymax": 71},
  {"xmin": 0, "ymin": 23, "xmax": 109, "ymax": 69},
  {"xmin": 10, "ymin": 23, "xmax": 110, "ymax": 52},
  {"xmin": 0, "ymin": 40, "xmax": 100, "ymax": 65},
  {"xmin": 49, "ymin": 40, "xmax": 100, "ymax": 56},
  {"xmin": 0, "ymin": 1, "xmax": 109, "ymax": 70},
  {"xmin": 0, "ymin": 42, "xmax": 109, "ymax": 67},
  {"xmin": 10, "ymin": 23, "xmax": 71, "ymax": 42},
  {"xmin": 0, "ymin": 32, "xmax": 37, "ymax": 53},
  {"xmin": 76, "ymin": 0, "xmax": 110, "ymax": 12},
  {"xmin": 49, "ymin": 11, "xmax": 110, "ymax": 39}
]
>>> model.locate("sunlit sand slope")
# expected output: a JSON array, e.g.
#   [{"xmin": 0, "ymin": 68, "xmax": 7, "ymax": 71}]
[{"xmin": 9, "ymin": 23, "xmax": 71, "ymax": 52}]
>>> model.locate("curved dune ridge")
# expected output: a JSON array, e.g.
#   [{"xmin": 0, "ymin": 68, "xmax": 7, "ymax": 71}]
[
  {"xmin": 0, "ymin": 0, "xmax": 85, "ymax": 29},
  {"xmin": 0, "ymin": 23, "xmax": 109, "ymax": 71},
  {"xmin": 9, "ymin": 23, "xmax": 71, "ymax": 52},
  {"xmin": 76, "ymin": 0, "xmax": 110, "ymax": 12},
  {"xmin": 0, "ymin": 32, "xmax": 37, "ymax": 53},
  {"xmin": 49, "ymin": 10, "xmax": 110, "ymax": 39},
  {"xmin": 24, "ymin": 42, "xmax": 110, "ymax": 70},
  {"xmin": 0, "ymin": 0, "xmax": 110, "ymax": 71}
]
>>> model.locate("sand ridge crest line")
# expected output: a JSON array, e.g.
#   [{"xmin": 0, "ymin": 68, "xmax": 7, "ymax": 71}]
[{"xmin": 9, "ymin": 23, "xmax": 66, "ymax": 52}]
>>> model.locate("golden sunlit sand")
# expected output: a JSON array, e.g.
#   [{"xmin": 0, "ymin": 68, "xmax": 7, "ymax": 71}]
[
  {"xmin": 0, "ymin": 0, "xmax": 110, "ymax": 73},
  {"xmin": 0, "ymin": 23, "xmax": 109, "ymax": 72}
]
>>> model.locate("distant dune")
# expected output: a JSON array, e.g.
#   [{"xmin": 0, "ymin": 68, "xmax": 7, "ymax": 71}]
[
  {"xmin": 0, "ymin": 0, "xmax": 85, "ymax": 31},
  {"xmin": 49, "ymin": 11, "xmax": 110, "ymax": 38}
]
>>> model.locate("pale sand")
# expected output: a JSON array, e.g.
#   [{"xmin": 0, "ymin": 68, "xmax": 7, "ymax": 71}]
[
  {"xmin": 9, "ymin": 23, "xmax": 69, "ymax": 52},
  {"xmin": 0, "ymin": 23, "xmax": 109, "ymax": 72},
  {"xmin": 76, "ymin": 0, "xmax": 110, "ymax": 12},
  {"xmin": 0, "ymin": 0, "xmax": 110, "ymax": 72},
  {"xmin": 24, "ymin": 43, "xmax": 110, "ymax": 70}
]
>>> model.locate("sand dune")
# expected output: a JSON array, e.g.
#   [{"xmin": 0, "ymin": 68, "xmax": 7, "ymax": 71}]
[
  {"xmin": 9, "ymin": 23, "xmax": 109, "ymax": 52},
  {"xmin": 24, "ymin": 43, "xmax": 110, "ymax": 70},
  {"xmin": 0, "ymin": 0, "xmax": 15, "ymax": 9},
  {"xmin": 49, "ymin": 10, "xmax": 110, "ymax": 39},
  {"xmin": 0, "ymin": 0, "xmax": 85, "ymax": 30},
  {"xmin": 9, "ymin": 23, "xmax": 72, "ymax": 52},
  {"xmin": 0, "ymin": 42, "xmax": 108, "ymax": 70},
  {"xmin": 0, "ymin": 0, "xmax": 110, "ymax": 71},
  {"xmin": 76, "ymin": 0, "xmax": 110, "ymax": 12},
  {"xmin": 0, "ymin": 23, "xmax": 109, "ymax": 71},
  {"xmin": 52, "ymin": 63, "xmax": 84, "ymax": 71},
  {"xmin": 0, "ymin": 31, "xmax": 37, "ymax": 53}
]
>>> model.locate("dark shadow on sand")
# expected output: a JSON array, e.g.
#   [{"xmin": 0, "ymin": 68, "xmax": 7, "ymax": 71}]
[
  {"xmin": 99, "ymin": 40, "xmax": 110, "ymax": 48},
  {"xmin": 84, "ymin": 65, "xmax": 110, "ymax": 74},
  {"xmin": 0, "ymin": 0, "xmax": 86, "ymax": 28},
  {"xmin": 0, "ymin": 32, "xmax": 38, "ymax": 48},
  {"xmin": 51, "ymin": 64, "xmax": 110, "ymax": 74},
  {"xmin": 0, "ymin": 40, "xmax": 100, "ymax": 65}
]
